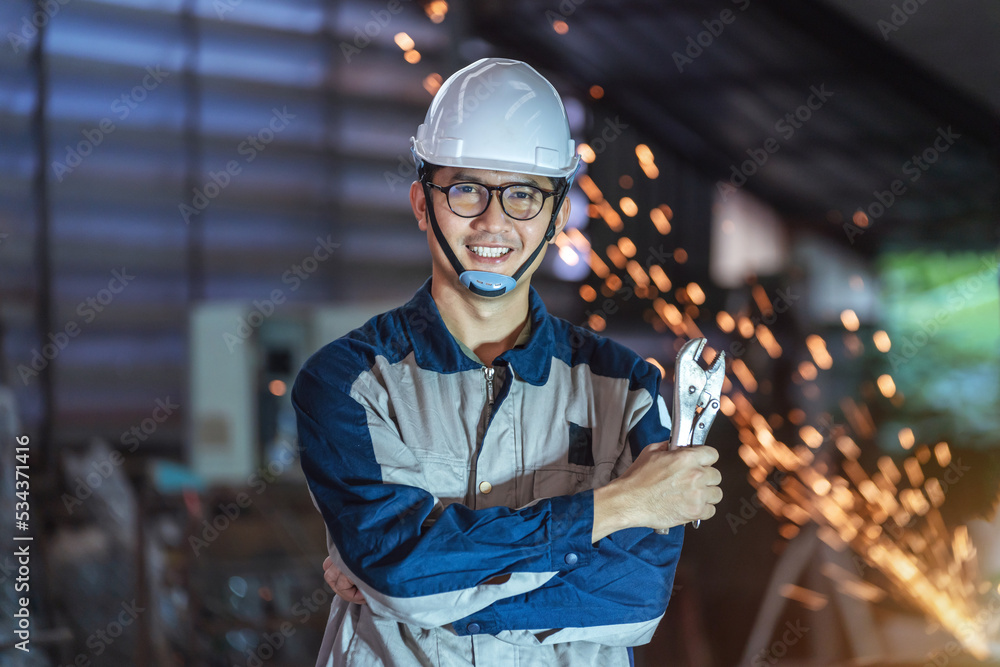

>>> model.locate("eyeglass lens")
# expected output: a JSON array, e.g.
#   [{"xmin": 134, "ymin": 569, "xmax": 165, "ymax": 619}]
[{"xmin": 446, "ymin": 183, "xmax": 546, "ymax": 220}]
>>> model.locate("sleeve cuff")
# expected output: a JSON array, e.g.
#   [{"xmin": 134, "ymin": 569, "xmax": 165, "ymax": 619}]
[{"xmin": 546, "ymin": 491, "xmax": 595, "ymax": 573}]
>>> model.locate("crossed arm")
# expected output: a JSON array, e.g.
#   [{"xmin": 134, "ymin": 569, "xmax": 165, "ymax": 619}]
[
  {"xmin": 320, "ymin": 441, "xmax": 721, "ymax": 613},
  {"xmin": 295, "ymin": 355, "xmax": 721, "ymax": 637}
]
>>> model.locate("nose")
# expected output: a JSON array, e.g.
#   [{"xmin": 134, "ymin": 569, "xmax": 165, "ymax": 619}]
[{"xmin": 472, "ymin": 190, "xmax": 512, "ymax": 233}]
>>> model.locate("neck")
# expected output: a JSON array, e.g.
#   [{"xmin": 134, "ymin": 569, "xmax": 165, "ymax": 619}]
[{"xmin": 430, "ymin": 269, "xmax": 531, "ymax": 367}]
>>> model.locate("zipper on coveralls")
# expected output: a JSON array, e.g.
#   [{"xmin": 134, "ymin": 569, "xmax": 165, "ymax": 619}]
[{"xmin": 483, "ymin": 367, "xmax": 495, "ymax": 407}]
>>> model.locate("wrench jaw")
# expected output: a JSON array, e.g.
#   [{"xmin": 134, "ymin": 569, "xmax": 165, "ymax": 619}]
[
  {"xmin": 691, "ymin": 352, "xmax": 725, "ymax": 447},
  {"xmin": 670, "ymin": 339, "xmax": 725, "ymax": 451}
]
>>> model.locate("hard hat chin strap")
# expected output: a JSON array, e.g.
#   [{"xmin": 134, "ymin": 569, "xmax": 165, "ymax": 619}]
[{"xmin": 420, "ymin": 179, "xmax": 572, "ymax": 298}]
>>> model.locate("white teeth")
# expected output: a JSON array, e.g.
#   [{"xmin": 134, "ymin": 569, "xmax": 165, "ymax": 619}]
[{"xmin": 470, "ymin": 246, "xmax": 511, "ymax": 258}]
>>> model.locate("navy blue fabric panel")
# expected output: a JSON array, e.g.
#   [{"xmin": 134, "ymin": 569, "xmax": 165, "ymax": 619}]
[
  {"xmin": 567, "ymin": 422, "xmax": 595, "ymax": 467},
  {"xmin": 454, "ymin": 525, "xmax": 683, "ymax": 634},
  {"xmin": 294, "ymin": 360, "xmax": 595, "ymax": 600},
  {"xmin": 627, "ymin": 361, "xmax": 672, "ymax": 460}
]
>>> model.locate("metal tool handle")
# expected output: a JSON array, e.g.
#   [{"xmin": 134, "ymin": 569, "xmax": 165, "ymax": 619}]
[{"xmin": 653, "ymin": 338, "xmax": 725, "ymax": 534}]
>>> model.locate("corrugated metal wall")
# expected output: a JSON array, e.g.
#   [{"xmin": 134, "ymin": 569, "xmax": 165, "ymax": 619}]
[{"xmin": 1, "ymin": 0, "xmax": 452, "ymax": 460}]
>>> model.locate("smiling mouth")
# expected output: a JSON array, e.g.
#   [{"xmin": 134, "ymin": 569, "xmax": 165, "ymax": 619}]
[{"xmin": 468, "ymin": 246, "xmax": 512, "ymax": 259}]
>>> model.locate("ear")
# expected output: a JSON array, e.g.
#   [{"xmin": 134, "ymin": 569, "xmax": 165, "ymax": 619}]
[
  {"xmin": 547, "ymin": 194, "xmax": 572, "ymax": 243},
  {"xmin": 410, "ymin": 180, "xmax": 428, "ymax": 231}
]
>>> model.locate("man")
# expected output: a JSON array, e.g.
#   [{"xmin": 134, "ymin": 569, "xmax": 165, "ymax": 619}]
[{"xmin": 293, "ymin": 58, "xmax": 722, "ymax": 667}]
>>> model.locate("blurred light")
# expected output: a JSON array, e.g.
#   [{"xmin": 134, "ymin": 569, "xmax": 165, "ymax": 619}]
[
  {"xmin": 899, "ymin": 427, "xmax": 915, "ymax": 450},
  {"xmin": 565, "ymin": 227, "xmax": 590, "ymax": 252},
  {"xmin": 588, "ymin": 253, "xmax": 610, "ymax": 278},
  {"xmin": 394, "ymin": 32, "xmax": 415, "ymax": 50},
  {"xmin": 873, "ymin": 330, "xmax": 891, "ymax": 352},
  {"xmin": 578, "ymin": 143, "xmax": 596, "ymax": 163},
  {"xmin": 553, "ymin": 19, "xmax": 569, "ymax": 34},
  {"xmin": 617, "ymin": 237, "xmax": 637, "ymax": 258},
  {"xmin": 737, "ymin": 316, "xmax": 754, "ymax": 338},
  {"xmin": 646, "ymin": 357, "xmax": 665, "ymax": 378},
  {"xmin": 800, "ymin": 425, "xmax": 823, "ymax": 449},
  {"xmin": 558, "ymin": 245, "xmax": 579, "ymax": 266},
  {"xmin": 779, "ymin": 524, "xmax": 800, "ymax": 540},
  {"xmin": 876, "ymin": 374, "xmax": 895, "ymax": 398},
  {"xmin": 732, "ymin": 358, "xmax": 758, "ymax": 392},
  {"xmin": 849, "ymin": 275, "xmax": 864, "ymax": 290},
  {"xmin": 686, "ymin": 282, "xmax": 706, "ymax": 305},
  {"xmin": 618, "ymin": 174, "xmax": 633, "ymax": 189},
  {"xmin": 788, "ymin": 408, "xmax": 805, "ymax": 424},
  {"xmin": 648, "ymin": 265, "xmax": 671, "ymax": 292},
  {"xmin": 587, "ymin": 313, "xmax": 606, "ymax": 331},
  {"xmin": 425, "ymin": 0, "xmax": 448, "ymax": 22},
  {"xmin": 404, "ymin": 49, "xmax": 421, "ymax": 64},
  {"xmin": 589, "ymin": 85, "xmax": 604, "ymax": 99},
  {"xmin": 269, "ymin": 379, "xmax": 287, "ymax": 396},
  {"xmin": 716, "ymin": 311, "xmax": 735, "ymax": 333},
  {"xmin": 752, "ymin": 285, "xmax": 774, "ymax": 316},
  {"xmin": 626, "ymin": 260, "xmax": 649, "ymax": 287},
  {"xmin": 840, "ymin": 309, "xmax": 860, "ymax": 331},
  {"xmin": 904, "ymin": 457, "xmax": 924, "ymax": 487},
  {"xmin": 635, "ymin": 144, "xmax": 659, "ymax": 179},
  {"xmin": 605, "ymin": 244, "xmax": 627, "ymax": 269},
  {"xmin": 598, "ymin": 200, "xmax": 623, "ymax": 231},
  {"xmin": 836, "ymin": 435, "xmax": 861, "ymax": 460},
  {"xmin": 422, "ymin": 73, "xmax": 443, "ymax": 95},
  {"xmin": 674, "ymin": 248, "xmax": 688, "ymax": 263},
  {"xmin": 619, "ymin": 196, "xmax": 638, "ymax": 217},
  {"xmin": 806, "ymin": 335, "xmax": 833, "ymax": 369},
  {"xmin": 605, "ymin": 274, "xmax": 622, "ymax": 290},
  {"xmin": 915, "ymin": 444, "xmax": 931, "ymax": 464},
  {"xmin": 780, "ymin": 584, "xmax": 829, "ymax": 611},
  {"xmin": 650, "ymin": 207, "xmax": 672, "ymax": 235},
  {"xmin": 844, "ymin": 332, "xmax": 863, "ymax": 357},
  {"xmin": 259, "ymin": 586, "xmax": 273, "ymax": 602},
  {"xmin": 579, "ymin": 284, "xmax": 597, "ymax": 302},
  {"xmin": 798, "ymin": 361, "xmax": 817, "ymax": 381},
  {"xmin": 853, "ymin": 210, "xmax": 870, "ymax": 228},
  {"xmin": 934, "ymin": 442, "xmax": 951, "ymax": 467},
  {"xmin": 229, "ymin": 576, "xmax": 248, "ymax": 597}
]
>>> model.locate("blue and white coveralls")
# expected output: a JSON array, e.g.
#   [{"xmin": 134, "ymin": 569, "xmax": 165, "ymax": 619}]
[{"xmin": 293, "ymin": 279, "xmax": 683, "ymax": 666}]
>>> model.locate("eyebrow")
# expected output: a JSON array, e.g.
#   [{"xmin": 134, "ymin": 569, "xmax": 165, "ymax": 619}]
[{"xmin": 450, "ymin": 171, "xmax": 547, "ymax": 188}]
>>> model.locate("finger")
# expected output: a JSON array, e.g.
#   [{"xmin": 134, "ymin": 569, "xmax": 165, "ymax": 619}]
[
  {"xmin": 323, "ymin": 556, "xmax": 333, "ymax": 571},
  {"xmin": 704, "ymin": 466, "xmax": 723, "ymax": 486},
  {"xmin": 333, "ymin": 572, "xmax": 355, "ymax": 594},
  {"xmin": 690, "ymin": 445, "xmax": 719, "ymax": 465},
  {"xmin": 707, "ymin": 486, "xmax": 724, "ymax": 505}
]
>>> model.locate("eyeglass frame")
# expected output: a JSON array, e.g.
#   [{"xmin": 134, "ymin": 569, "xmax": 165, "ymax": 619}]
[{"xmin": 423, "ymin": 179, "xmax": 561, "ymax": 221}]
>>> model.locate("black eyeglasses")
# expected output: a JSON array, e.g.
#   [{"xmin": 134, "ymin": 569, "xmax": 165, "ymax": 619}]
[{"xmin": 425, "ymin": 181, "xmax": 558, "ymax": 221}]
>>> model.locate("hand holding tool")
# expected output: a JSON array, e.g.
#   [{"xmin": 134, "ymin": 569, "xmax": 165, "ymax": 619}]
[{"xmin": 656, "ymin": 338, "xmax": 725, "ymax": 532}]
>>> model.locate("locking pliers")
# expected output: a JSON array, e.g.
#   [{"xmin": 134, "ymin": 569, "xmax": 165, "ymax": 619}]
[
  {"xmin": 657, "ymin": 338, "xmax": 725, "ymax": 531},
  {"xmin": 671, "ymin": 338, "xmax": 726, "ymax": 452}
]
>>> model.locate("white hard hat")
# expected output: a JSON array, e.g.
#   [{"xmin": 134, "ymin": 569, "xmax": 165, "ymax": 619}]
[{"xmin": 411, "ymin": 58, "xmax": 580, "ymax": 180}]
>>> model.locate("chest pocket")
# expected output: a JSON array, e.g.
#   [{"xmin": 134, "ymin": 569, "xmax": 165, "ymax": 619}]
[{"xmin": 531, "ymin": 420, "xmax": 597, "ymax": 497}]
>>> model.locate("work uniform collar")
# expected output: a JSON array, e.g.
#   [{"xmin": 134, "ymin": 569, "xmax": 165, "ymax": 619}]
[{"xmin": 403, "ymin": 278, "xmax": 554, "ymax": 386}]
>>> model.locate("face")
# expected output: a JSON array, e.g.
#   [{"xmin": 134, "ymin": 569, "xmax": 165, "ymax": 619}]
[{"xmin": 410, "ymin": 166, "xmax": 570, "ymax": 294}]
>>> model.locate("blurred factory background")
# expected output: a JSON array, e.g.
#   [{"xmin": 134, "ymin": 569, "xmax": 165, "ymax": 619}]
[{"xmin": 1, "ymin": 0, "xmax": 999, "ymax": 665}]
